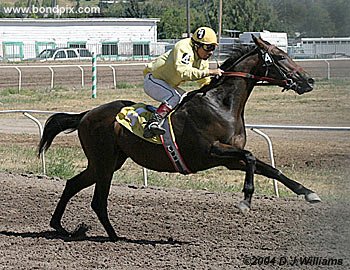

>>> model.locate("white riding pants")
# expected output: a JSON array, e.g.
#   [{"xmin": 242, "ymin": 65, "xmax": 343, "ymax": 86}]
[{"xmin": 144, "ymin": 73, "xmax": 184, "ymax": 108}]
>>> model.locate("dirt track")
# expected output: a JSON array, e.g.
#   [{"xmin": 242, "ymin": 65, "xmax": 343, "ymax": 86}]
[{"xmin": 0, "ymin": 172, "xmax": 349, "ymax": 269}]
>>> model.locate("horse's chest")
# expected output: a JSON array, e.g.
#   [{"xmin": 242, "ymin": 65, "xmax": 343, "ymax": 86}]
[
  {"xmin": 225, "ymin": 119, "xmax": 246, "ymax": 149},
  {"xmin": 230, "ymin": 133, "xmax": 246, "ymax": 149}
]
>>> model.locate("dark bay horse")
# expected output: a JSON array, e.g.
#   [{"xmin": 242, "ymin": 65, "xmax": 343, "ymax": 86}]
[{"xmin": 38, "ymin": 36, "xmax": 320, "ymax": 241}]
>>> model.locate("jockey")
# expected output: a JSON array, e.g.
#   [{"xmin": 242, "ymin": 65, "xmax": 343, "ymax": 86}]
[{"xmin": 143, "ymin": 26, "xmax": 223, "ymax": 138}]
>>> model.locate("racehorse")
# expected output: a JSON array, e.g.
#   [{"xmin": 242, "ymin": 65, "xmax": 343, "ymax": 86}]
[{"xmin": 38, "ymin": 36, "xmax": 320, "ymax": 241}]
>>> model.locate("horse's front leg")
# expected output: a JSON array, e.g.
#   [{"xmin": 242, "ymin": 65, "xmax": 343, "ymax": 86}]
[
  {"xmin": 239, "ymin": 152, "xmax": 256, "ymax": 212},
  {"xmin": 255, "ymin": 159, "xmax": 321, "ymax": 203},
  {"xmin": 210, "ymin": 141, "xmax": 256, "ymax": 213}
]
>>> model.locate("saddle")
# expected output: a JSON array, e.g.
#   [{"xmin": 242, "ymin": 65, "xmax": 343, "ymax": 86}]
[
  {"xmin": 116, "ymin": 103, "xmax": 161, "ymax": 144},
  {"xmin": 116, "ymin": 103, "xmax": 191, "ymax": 174}
]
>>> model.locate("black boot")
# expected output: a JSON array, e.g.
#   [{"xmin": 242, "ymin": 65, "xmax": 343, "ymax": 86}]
[
  {"xmin": 143, "ymin": 102, "xmax": 172, "ymax": 138},
  {"xmin": 143, "ymin": 112, "xmax": 166, "ymax": 138}
]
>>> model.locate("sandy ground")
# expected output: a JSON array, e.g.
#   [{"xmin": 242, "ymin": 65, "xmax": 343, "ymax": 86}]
[{"xmin": 0, "ymin": 171, "xmax": 349, "ymax": 270}]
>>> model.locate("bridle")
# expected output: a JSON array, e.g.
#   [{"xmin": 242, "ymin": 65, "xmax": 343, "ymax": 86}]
[
  {"xmin": 177, "ymin": 44, "xmax": 302, "ymax": 106},
  {"xmin": 221, "ymin": 45, "xmax": 301, "ymax": 91}
]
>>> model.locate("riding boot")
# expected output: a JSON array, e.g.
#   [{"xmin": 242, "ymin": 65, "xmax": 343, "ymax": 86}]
[{"xmin": 143, "ymin": 102, "xmax": 172, "ymax": 138}]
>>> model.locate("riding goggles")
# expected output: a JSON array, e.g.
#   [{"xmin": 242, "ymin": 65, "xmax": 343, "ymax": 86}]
[{"xmin": 201, "ymin": 43, "xmax": 216, "ymax": 52}]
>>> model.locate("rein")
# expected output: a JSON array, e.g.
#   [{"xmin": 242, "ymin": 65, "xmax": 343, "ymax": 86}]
[
  {"xmin": 176, "ymin": 44, "xmax": 293, "ymax": 108},
  {"xmin": 222, "ymin": 71, "xmax": 289, "ymax": 87}
]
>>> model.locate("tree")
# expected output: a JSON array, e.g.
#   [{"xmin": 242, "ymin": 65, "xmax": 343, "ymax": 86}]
[
  {"xmin": 322, "ymin": 0, "xmax": 350, "ymax": 36},
  {"xmin": 300, "ymin": 1, "xmax": 335, "ymax": 37},
  {"xmin": 222, "ymin": 0, "xmax": 279, "ymax": 33}
]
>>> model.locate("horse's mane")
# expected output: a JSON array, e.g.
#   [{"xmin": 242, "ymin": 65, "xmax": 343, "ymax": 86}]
[
  {"xmin": 199, "ymin": 44, "xmax": 256, "ymax": 91},
  {"xmin": 176, "ymin": 44, "xmax": 257, "ymax": 107},
  {"xmin": 219, "ymin": 44, "xmax": 257, "ymax": 71}
]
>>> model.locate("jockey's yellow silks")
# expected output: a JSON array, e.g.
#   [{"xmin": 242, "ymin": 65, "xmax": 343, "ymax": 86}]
[{"xmin": 143, "ymin": 38, "xmax": 211, "ymax": 88}]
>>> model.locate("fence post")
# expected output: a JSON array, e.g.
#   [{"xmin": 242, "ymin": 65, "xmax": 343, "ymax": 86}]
[
  {"xmin": 23, "ymin": 112, "xmax": 46, "ymax": 175},
  {"xmin": 48, "ymin": 67, "xmax": 54, "ymax": 88},
  {"xmin": 92, "ymin": 52, "xmax": 97, "ymax": 98},
  {"xmin": 109, "ymin": 65, "xmax": 117, "ymax": 89},
  {"xmin": 324, "ymin": 60, "xmax": 330, "ymax": 80},
  {"xmin": 14, "ymin": 67, "xmax": 22, "ymax": 93},
  {"xmin": 78, "ymin": 66, "xmax": 84, "ymax": 88},
  {"xmin": 251, "ymin": 128, "xmax": 279, "ymax": 197}
]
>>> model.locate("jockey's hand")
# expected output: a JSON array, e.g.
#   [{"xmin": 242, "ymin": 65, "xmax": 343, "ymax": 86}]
[{"xmin": 209, "ymin": 68, "xmax": 224, "ymax": 77}]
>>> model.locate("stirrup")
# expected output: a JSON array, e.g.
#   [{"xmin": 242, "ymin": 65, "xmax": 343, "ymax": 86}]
[{"xmin": 143, "ymin": 123, "xmax": 166, "ymax": 138}]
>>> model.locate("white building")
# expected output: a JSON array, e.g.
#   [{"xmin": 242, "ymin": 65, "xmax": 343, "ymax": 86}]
[
  {"xmin": 301, "ymin": 37, "xmax": 350, "ymax": 58},
  {"xmin": 239, "ymin": 31, "xmax": 288, "ymax": 53},
  {"xmin": 0, "ymin": 17, "xmax": 161, "ymax": 60}
]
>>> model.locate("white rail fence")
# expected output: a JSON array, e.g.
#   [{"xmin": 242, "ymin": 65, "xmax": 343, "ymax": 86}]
[
  {"xmin": 0, "ymin": 58, "xmax": 349, "ymax": 92},
  {"xmin": 0, "ymin": 62, "xmax": 145, "ymax": 92},
  {"xmin": 1, "ymin": 110, "xmax": 350, "ymax": 196}
]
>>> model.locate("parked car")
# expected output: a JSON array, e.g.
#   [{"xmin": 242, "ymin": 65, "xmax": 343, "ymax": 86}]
[{"xmin": 36, "ymin": 48, "xmax": 92, "ymax": 61}]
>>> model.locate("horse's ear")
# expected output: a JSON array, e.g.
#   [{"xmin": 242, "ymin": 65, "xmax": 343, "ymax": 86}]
[
  {"xmin": 251, "ymin": 34, "xmax": 266, "ymax": 49},
  {"xmin": 251, "ymin": 34, "xmax": 258, "ymax": 43}
]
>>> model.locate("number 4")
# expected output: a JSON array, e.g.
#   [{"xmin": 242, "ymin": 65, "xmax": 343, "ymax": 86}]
[{"xmin": 181, "ymin": 53, "xmax": 191, "ymax": 64}]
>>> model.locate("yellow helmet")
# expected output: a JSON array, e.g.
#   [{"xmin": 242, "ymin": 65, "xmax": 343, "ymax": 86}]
[{"xmin": 192, "ymin": 27, "xmax": 218, "ymax": 45}]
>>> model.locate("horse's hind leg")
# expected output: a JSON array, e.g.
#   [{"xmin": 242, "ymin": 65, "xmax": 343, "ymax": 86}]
[
  {"xmin": 90, "ymin": 151, "xmax": 127, "ymax": 241},
  {"xmin": 50, "ymin": 168, "xmax": 95, "ymax": 235},
  {"xmin": 255, "ymin": 159, "xmax": 321, "ymax": 203}
]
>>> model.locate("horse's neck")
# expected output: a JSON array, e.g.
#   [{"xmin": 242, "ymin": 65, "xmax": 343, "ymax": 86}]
[
  {"xmin": 216, "ymin": 54, "xmax": 258, "ymax": 117},
  {"xmin": 208, "ymin": 79, "xmax": 254, "ymax": 119}
]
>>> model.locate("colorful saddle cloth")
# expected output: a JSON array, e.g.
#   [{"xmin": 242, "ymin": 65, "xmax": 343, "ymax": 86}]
[{"xmin": 116, "ymin": 103, "xmax": 191, "ymax": 174}]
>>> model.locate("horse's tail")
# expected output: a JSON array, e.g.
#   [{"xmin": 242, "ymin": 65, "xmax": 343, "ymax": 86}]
[{"xmin": 38, "ymin": 111, "xmax": 89, "ymax": 156}]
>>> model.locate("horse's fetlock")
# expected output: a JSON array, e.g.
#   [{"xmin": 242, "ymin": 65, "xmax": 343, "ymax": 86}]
[{"xmin": 243, "ymin": 185, "xmax": 254, "ymax": 195}]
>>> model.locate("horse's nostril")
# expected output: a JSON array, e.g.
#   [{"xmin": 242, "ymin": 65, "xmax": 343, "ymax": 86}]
[{"xmin": 308, "ymin": 78, "xmax": 315, "ymax": 85}]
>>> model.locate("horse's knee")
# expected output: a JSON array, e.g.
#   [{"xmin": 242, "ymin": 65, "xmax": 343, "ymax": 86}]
[{"xmin": 245, "ymin": 152, "xmax": 256, "ymax": 165}]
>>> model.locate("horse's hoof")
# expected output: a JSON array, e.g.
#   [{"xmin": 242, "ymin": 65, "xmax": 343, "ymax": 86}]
[
  {"xmin": 237, "ymin": 200, "xmax": 250, "ymax": 214},
  {"xmin": 109, "ymin": 235, "xmax": 122, "ymax": 242},
  {"xmin": 50, "ymin": 220, "xmax": 70, "ymax": 236},
  {"xmin": 305, "ymin": 193, "xmax": 321, "ymax": 203}
]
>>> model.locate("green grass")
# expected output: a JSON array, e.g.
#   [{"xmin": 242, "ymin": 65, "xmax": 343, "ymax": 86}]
[
  {"xmin": 0, "ymin": 141, "xmax": 348, "ymax": 201},
  {"xmin": 45, "ymin": 147, "xmax": 86, "ymax": 179}
]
